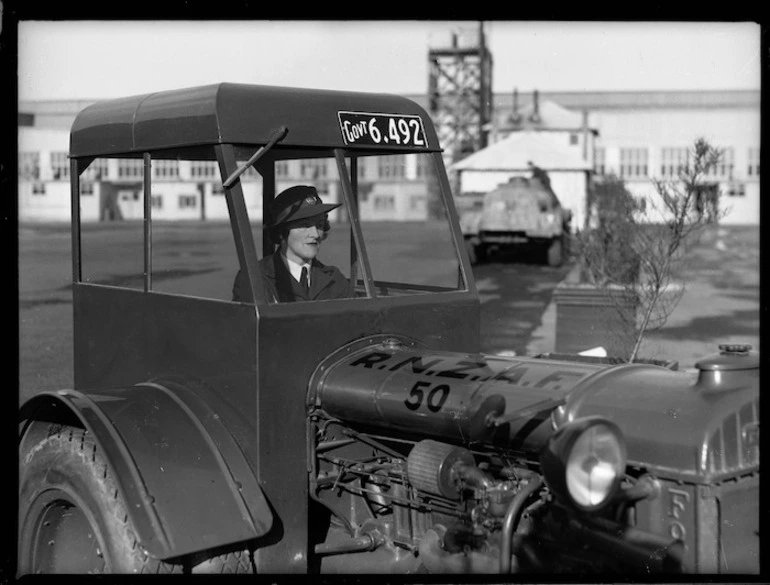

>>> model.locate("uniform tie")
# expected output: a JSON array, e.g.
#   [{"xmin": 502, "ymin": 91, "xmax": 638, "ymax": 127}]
[{"xmin": 300, "ymin": 266, "xmax": 309, "ymax": 295}]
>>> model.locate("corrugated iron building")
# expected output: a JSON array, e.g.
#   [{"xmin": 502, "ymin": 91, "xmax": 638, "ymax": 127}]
[{"xmin": 18, "ymin": 89, "xmax": 759, "ymax": 225}]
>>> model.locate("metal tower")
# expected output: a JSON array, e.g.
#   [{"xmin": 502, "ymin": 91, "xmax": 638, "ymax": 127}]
[{"xmin": 428, "ymin": 22, "xmax": 493, "ymax": 165}]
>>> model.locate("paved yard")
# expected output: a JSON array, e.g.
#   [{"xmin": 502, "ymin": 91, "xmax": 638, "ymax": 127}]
[{"xmin": 18, "ymin": 222, "xmax": 759, "ymax": 403}]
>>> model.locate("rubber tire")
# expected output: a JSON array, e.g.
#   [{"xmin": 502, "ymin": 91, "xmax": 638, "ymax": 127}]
[
  {"xmin": 19, "ymin": 422, "xmax": 254, "ymax": 575},
  {"xmin": 546, "ymin": 237, "xmax": 563, "ymax": 267}
]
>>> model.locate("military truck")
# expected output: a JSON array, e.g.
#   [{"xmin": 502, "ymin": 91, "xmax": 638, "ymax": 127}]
[
  {"xmin": 460, "ymin": 175, "xmax": 571, "ymax": 267},
  {"xmin": 18, "ymin": 83, "xmax": 759, "ymax": 575}
]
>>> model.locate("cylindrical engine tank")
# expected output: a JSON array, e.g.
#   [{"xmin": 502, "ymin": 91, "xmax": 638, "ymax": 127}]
[
  {"xmin": 308, "ymin": 335, "xmax": 607, "ymax": 448},
  {"xmin": 310, "ymin": 337, "xmax": 759, "ymax": 472}
]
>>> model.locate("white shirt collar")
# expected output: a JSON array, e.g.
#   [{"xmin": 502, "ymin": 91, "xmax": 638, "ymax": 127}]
[{"xmin": 282, "ymin": 253, "xmax": 312, "ymax": 285}]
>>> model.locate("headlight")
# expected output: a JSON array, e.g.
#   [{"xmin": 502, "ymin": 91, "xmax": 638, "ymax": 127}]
[{"xmin": 540, "ymin": 416, "xmax": 626, "ymax": 511}]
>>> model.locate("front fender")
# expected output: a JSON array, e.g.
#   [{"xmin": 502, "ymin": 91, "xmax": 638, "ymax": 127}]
[{"xmin": 19, "ymin": 382, "xmax": 273, "ymax": 561}]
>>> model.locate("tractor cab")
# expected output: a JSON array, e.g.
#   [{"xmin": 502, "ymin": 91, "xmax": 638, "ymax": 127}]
[
  {"xmin": 67, "ymin": 83, "xmax": 477, "ymax": 358},
  {"xmin": 20, "ymin": 83, "xmax": 478, "ymax": 572},
  {"xmin": 67, "ymin": 83, "xmax": 481, "ymax": 404}
]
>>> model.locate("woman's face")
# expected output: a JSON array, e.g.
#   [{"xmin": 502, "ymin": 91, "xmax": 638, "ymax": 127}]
[{"xmin": 282, "ymin": 215, "xmax": 327, "ymax": 264}]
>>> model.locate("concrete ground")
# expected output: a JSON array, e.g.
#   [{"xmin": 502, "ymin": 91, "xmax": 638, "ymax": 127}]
[
  {"xmin": 18, "ymin": 223, "xmax": 759, "ymax": 401},
  {"xmin": 524, "ymin": 225, "xmax": 760, "ymax": 370}
]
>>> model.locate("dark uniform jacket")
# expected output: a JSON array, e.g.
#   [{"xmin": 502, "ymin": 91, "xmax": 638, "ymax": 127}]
[{"xmin": 232, "ymin": 253, "xmax": 355, "ymax": 303}]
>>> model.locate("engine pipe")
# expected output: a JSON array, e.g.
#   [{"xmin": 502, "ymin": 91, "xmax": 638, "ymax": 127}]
[
  {"xmin": 314, "ymin": 533, "xmax": 381, "ymax": 556},
  {"xmin": 500, "ymin": 475, "xmax": 544, "ymax": 573},
  {"xmin": 455, "ymin": 463, "xmax": 495, "ymax": 491}
]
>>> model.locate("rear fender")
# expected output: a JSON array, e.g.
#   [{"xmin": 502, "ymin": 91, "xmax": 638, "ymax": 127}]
[{"xmin": 19, "ymin": 383, "xmax": 273, "ymax": 561}]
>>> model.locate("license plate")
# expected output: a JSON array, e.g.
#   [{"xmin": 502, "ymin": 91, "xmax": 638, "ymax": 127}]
[{"xmin": 338, "ymin": 111, "xmax": 428, "ymax": 148}]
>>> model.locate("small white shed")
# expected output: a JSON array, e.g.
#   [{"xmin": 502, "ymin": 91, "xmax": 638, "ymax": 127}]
[{"xmin": 451, "ymin": 131, "xmax": 593, "ymax": 229}]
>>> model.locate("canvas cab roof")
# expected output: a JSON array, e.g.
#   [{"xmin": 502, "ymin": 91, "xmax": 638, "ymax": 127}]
[{"xmin": 69, "ymin": 83, "xmax": 441, "ymax": 158}]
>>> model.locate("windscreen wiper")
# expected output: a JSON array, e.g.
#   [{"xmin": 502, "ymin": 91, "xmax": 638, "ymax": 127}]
[{"xmin": 223, "ymin": 125, "xmax": 289, "ymax": 188}]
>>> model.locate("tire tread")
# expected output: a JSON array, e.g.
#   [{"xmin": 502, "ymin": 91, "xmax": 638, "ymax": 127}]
[{"xmin": 20, "ymin": 422, "xmax": 253, "ymax": 574}]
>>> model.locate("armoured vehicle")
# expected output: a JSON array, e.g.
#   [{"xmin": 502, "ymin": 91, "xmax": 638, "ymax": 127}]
[
  {"xmin": 460, "ymin": 175, "xmax": 571, "ymax": 266},
  {"xmin": 18, "ymin": 83, "xmax": 759, "ymax": 575}
]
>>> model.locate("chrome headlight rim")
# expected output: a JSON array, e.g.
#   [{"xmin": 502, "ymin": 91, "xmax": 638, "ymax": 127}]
[{"xmin": 540, "ymin": 416, "xmax": 627, "ymax": 512}]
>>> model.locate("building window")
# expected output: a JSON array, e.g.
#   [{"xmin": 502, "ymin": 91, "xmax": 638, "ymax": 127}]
[
  {"xmin": 80, "ymin": 182, "xmax": 94, "ymax": 196},
  {"xmin": 301, "ymin": 159, "xmax": 328, "ymax": 179},
  {"xmin": 83, "ymin": 158, "xmax": 110, "ymax": 181},
  {"xmin": 179, "ymin": 195, "xmax": 197, "ymax": 209},
  {"xmin": 154, "ymin": 160, "xmax": 180, "ymax": 180},
  {"xmin": 409, "ymin": 195, "xmax": 424, "ymax": 210},
  {"xmin": 120, "ymin": 191, "xmax": 140, "ymax": 202},
  {"xmin": 212, "ymin": 182, "xmax": 224, "ymax": 196},
  {"xmin": 619, "ymin": 148, "xmax": 648, "ymax": 178},
  {"xmin": 707, "ymin": 147, "xmax": 734, "ymax": 179},
  {"xmin": 51, "ymin": 152, "xmax": 70, "ymax": 181},
  {"xmin": 20, "ymin": 152, "xmax": 40, "ymax": 180},
  {"xmin": 569, "ymin": 133, "xmax": 579, "ymax": 146},
  {"xmin": 747, "ymin": 147, "xmax": 760, "ymax": 178},
  {"xmin": 276, "ymin": 161, "xmax": 289, "ymax": 178},
  {"xmin": 32, "ymin": 182, "xmax": 46, "ymax": 195},
  {"xmin": 118, "ymin": 159, "xmax": 143, "ymax": 179},
  {"xmin": 373, "ymin": 194, "xmax": 395, "ymax": 210},
  {"xmin": 660, "ymin": 147, "xmax": 689, "ymax": 178},
  {"xmin": 593, "ymin": 147, "xmax": 606, "ymax": 175},
  {"xmin": 378, "ymin": 155, "xmax": 406, "ymax": 180},
  {"xmin": 151, "ymin": 195, "xmax": 164, "ymax": 209},
  {"xmin": 190, "ymin": 161, "xmax": 218, "ymax": 179},
  {"xmin": 726, "ymin": 182, "xmax": 745, "ymax": 197}
]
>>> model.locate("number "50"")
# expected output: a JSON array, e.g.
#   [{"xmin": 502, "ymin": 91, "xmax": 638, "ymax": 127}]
[{"xmin": 404, "ymin": 381, "xmax": 450, "ymax": 413}]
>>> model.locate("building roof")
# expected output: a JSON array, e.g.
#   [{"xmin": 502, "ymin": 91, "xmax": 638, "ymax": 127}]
[
  {"xmin": 21, "ymin": 88, "xmax": 759, "ymax": 122},
  {"xmin": 450, "ymin": 130, "xmax": 593, "ymax": 172},
  {"xmin": 521, "ymin": 89, "xmax": 761, "ymax": 110},
  {"xmin": 406, "ymin": 88, "xmax": 760, "ymax": 112},
  {"xmin": 490, "ymin": 99, "xmax": 597, "ymax": 133}
]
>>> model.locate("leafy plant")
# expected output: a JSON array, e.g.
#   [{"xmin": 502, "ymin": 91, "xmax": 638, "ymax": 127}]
[{"xmin": 574, "ymin": 138, "xmax": 726, "ymax": 361}]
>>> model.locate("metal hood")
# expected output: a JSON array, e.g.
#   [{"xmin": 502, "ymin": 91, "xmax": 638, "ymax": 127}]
[{"xmin": 556, "ymin": 346, "xmax": 759, "ymax": 483}]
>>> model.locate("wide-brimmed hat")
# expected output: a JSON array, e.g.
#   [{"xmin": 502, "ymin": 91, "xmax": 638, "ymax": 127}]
[{"xmin": 266, "ymin": 185, "xmax": 341, "ymax": 228}]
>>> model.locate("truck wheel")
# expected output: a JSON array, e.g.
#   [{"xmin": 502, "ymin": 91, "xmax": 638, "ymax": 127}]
[
  {"xmin": 546, "ymin": 237, "xmax": 563, "ymax": 267},
  {"xmin": 19, "ymin": 422, "xmax": 254, "ymax": 574}
]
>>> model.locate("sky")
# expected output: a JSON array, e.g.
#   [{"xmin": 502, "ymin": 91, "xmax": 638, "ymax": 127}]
[{"xmin": 18, "ymin": 20, "xmax": 762, "ymax": 102}]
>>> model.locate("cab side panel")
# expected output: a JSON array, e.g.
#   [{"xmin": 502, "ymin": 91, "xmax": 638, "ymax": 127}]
[{"xmin": 73, "ymin": 284, "xmax": 260, "ymax": 470}]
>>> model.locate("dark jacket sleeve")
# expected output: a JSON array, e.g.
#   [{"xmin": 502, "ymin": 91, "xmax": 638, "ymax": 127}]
[
  {"xmin": 329, "ymin": 267, "xmax": 356, "ymax": 300},
  {"xmin": 234, "ymin": 260, "xmax": 281, "ymax": 303}
]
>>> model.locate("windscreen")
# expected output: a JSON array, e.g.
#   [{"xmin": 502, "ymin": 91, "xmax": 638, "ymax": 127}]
[
  {"xmin": 247, "ymin": 151, "xmax": 464, "ymax": 302},
  {"xmin": 352, "ymin": 152, "xmax": 464, "ymax": 295},
  {"xmin": 76, "ymin": 150, "xmax": 465, "ymax": 304}
]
